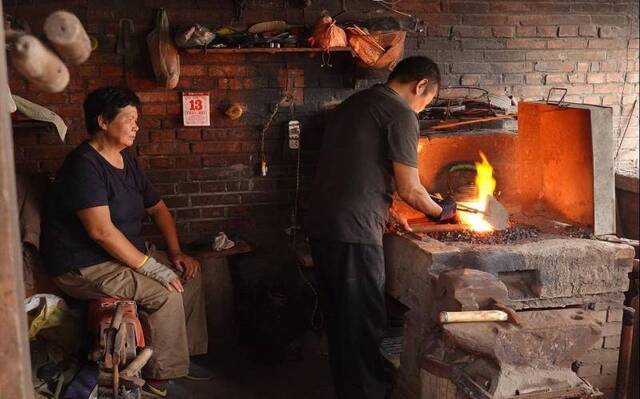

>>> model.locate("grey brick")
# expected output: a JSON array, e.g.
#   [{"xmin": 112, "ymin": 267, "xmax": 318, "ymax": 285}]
[
  {"xmin": 579, "ymin": 25, "xmax": 598, "ymax": 37},
  {"xmin": 577, "ymin": 62, "xmax": 591, "ymax": 72},
  {"xmin": 601, "ymin": 362, "xmax": 618, "ymax": 375},
  {"xmin": 599, "ymin": 26, "xmax": 628, "ymax": 38},
  {"xmin": 587, "ymin": 73, "xmax": 607, "ymax": 84},
  {"xmin": 492, "ymin": 26, "xmax": 515, "ymax": 38},
  {"xmin": 537, "ymin": 26, "xmax": 559, "ymax": 38},
  {"xmin": 548, "ymin": 38, "xmax": 588, "ymax": 49},
  {"xmin": 544, "ymin": 73, "xmax": 567, "ymax": 84},
  {"xmin": 525, "ymin": 73, "xmax": 544, "ymax": 85},
  {"xmin": 589, "ymin": 39, "xmax": 627, "ymax": 49},
  {"xmin": 453, "ymin": 26, "xmax": 492, "ymax": 38},
  {"xmin": 602, "ymin": 322, "xmax": 622, "ymax": 336},
  {"xmin": 603, "ymin": 335, "xmax": 621, "ymax": 348},
  {"xmin": 577, "ymin": 363, "xmax": 601, "ymax": 377},
  {"xmin": 462, "ymin": 39, "xmax": 506, "ymax": 49},
  {"xmin": 559, "ymin": 25, "xmax": 579, "ymax": 37},
  {"xmin": 492, "ymin": 62, "xmax": 534, "ymax": 73},
  {"xmin": 569, "ymin": 73, "xmax": 587, "ymax": 83},
  {"xmin": 526, "ymin": 50, "xmax": 569, "ymax": 61},
  {"xmin": 579, "ymin": 348, "xmax": 620, "ymax": 364},
  {"xmin": 507, "ymin": 39, "xmax": 547, "ymax": 49},
  {"xmin": 517, "ymin": 26, "xmax": 537, "ymax": 37},
  {"xmin": 504, "ymin": 74, "xmax": 525, "ymax": 84},
  {"xmin": 484, "ymin": 50, "xmax": 525, "ymax": 61},
  {"xmin": 451, "ymin": 63, "xmax": 493, "ymax": 74},
  {"xmin": 534, "ymin": 61, "xmax": 576, "ymax": 72}
]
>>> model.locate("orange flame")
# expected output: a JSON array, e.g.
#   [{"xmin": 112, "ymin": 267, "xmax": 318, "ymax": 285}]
[{"xmin": 458, "ymin": 152, "xmax": 496, "ymax": 232}]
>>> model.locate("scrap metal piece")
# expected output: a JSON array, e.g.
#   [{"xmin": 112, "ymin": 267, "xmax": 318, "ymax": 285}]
[{"xmin": 545, "ymin": 88, "xmax": 568, "ymax": 108}]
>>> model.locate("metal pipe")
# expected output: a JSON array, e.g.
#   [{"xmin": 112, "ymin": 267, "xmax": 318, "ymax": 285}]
[{"xmin": 616, "ymin": 306, "xmax": 635, "ymax": 399}]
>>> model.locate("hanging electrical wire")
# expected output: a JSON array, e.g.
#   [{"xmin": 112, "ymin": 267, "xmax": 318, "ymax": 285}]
[{"xmin": 368, "ymin": 0, "xmax": 414, "ymax": 18}]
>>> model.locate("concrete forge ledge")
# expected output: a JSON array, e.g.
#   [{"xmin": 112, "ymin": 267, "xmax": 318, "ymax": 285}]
[{"xmin": 384, "ymin": 234, "xmax": 635, "ymax": 310}]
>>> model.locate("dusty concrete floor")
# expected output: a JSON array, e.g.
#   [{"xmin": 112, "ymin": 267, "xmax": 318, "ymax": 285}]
[{"xmin": 176, "ymin": 332, "xmax": 336, "ymax": 399}]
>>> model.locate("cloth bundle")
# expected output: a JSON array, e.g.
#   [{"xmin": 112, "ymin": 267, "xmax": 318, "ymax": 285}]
[{"xmin": 308, "ymin": 15, "xmax": 348, "ymax": 50}]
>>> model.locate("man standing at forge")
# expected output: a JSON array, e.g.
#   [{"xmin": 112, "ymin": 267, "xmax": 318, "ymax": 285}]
[{"xmin": 307, "ymin": 56, "xmax": 456, "ymax": 399}]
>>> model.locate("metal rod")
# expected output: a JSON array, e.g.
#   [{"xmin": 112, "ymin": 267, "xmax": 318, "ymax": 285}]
[
  {"xmin": 430, "ymin": 115, "xmax": 515, "ymax": 130},
  {"xmin": 615, "ymin": 306, "xmax": 636, "ymax": 399}
]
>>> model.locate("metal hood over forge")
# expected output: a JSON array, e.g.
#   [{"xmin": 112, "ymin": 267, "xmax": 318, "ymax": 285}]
[{"xmin": 410, "ymin": 101, "xmax": 615, "ymax": 236}]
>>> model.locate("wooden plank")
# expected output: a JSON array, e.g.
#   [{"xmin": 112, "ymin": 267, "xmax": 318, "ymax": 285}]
[
  {"xmin": 0, "ymin": 2, "xmax": 34, "ymax": 397},
  {"xmin": 189, "ymin": 240, "xmax": 251, "ymax": 259}
]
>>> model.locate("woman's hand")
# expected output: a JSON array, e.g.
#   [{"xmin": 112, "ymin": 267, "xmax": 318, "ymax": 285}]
[
  {"xmin": 169, "ymin": 251, "xmax": 201, "ymax": 280},
  {"xmin": 165, "ymin": 277, "xmax": 185, "ymax": 293}
]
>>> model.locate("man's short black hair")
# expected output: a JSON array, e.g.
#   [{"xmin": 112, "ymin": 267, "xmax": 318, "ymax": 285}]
[
  {"xmin": 388, "ymin": 56, "xmax": 441, "ymax": 91},
  {"xmin": 83, "ymin": 86, "xmax": 141, "ymax": 135}
]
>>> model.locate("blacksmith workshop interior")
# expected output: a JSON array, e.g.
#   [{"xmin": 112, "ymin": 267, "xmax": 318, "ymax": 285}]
[{"xmin": 0, "ymin": 1, "xmax": 639, "ymax": 399}]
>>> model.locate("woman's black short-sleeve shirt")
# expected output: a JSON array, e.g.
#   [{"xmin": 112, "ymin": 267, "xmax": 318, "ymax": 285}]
[{"xmin": 42, "ymin": 141, "xmax": 160, "ymax": 276}]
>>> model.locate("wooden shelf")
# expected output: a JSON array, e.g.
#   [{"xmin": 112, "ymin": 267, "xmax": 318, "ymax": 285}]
[
  {"xmin": 182, "ymin": 46, "xmax": 351, "ymax": 55},
  {"xmin": 11, "ymin": 118, "xmax": 54, "ymax": 130}
]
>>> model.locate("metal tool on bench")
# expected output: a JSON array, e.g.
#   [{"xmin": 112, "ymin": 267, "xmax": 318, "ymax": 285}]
[{"xmin": 422, "ymin": 269, "xmax": 603, "ymax": 398}]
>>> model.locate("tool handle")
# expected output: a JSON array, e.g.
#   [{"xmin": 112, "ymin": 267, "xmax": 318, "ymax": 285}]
[
  {"xmin": 428, "ymin": 194, "xmax": 482, "ymax": 214},
  {"xmin": 121, "ymin": 348, "xmax": 153, "ymax": 377},
  {"xmin": 439, "ymin": 310, "xmax": 508, "ymax": 324}
]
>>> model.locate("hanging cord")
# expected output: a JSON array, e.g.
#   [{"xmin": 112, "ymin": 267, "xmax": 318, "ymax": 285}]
[
  {"xmin": 369, "ymin": 0, "xmax": 414, "ymax": 18},
  {"xmin": 259, "ymin": 92, "xmax": 293, "ymax": 176},
  {"xmin": 286, "ymin": 102, "xmax": 323, "ymax": 331},
  {"xmin": 613, "ymin": 15, "xmax": 637, "ymax": 168},
  {"xmin": 614, "ymin": 99, "xmax": 637, "ymax": 163}
]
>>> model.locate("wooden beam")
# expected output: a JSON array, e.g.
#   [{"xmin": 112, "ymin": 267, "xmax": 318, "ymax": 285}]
[{"xmin": 0, "ymin": 3, "xmax": 34, "ymax": 398}]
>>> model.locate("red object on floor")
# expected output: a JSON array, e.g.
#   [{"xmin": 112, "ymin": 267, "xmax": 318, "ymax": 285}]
[{"xmin": 87, "ymin": 297, "xmax": 146, "ymax": 348}]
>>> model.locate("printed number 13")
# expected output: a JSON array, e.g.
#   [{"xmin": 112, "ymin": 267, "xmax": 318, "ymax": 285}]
[{"xmin": 189, "ymin": 99, "xmax": 203, "ymax": 111}]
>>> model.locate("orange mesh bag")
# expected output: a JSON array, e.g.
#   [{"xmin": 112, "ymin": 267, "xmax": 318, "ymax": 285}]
[
  {"xmin": 347, "ymin": 27, "xmax": 406, "ymax": 70},
  {"xmin": 308, "ymin": 16, "xmax": 348, "ymax": 50}
]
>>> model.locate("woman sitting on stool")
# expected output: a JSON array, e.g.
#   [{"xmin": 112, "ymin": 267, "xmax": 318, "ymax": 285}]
[{"xmin": 42, "ymin": 86, "xmax": 210, "ymax": 398}]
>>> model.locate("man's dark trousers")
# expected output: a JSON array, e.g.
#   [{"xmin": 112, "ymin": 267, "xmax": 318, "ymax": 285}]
[{"xmin": 310, "ymin": 239, "xmax": 387, "ymax": 399}]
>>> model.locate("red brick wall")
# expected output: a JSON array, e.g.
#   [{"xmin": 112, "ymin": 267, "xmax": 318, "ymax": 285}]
[{"xmin": 8, "ymin": 0, "xmax": 640, "ymax": 249}]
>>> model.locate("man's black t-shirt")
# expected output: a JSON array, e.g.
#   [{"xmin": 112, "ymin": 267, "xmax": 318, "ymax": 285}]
[
  {"xmin": 307, "ymin": 84, "xmax": 420, "ymax": 246},
  {"xmin": 42, "ymin": 141, "xmax": 161, "ymax": 276}
]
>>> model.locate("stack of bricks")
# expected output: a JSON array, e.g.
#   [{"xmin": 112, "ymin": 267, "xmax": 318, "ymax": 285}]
[{"xmin": 576, "ymin": 302, "xmax": 625, "ymax": 398}]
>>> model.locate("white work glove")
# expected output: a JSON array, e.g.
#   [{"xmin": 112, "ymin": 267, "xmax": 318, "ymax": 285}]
[{"xmin": 136, "ymin": 256, "xmax": 178, "ymax": 286}]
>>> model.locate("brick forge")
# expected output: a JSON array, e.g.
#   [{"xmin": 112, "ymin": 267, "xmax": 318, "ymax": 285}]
[{"xmin": 385, "ymin": 102, "xmax": 633, "ymax": 398}]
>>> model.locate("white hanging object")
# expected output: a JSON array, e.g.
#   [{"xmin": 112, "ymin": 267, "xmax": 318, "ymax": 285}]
[
  {"xmin": 43, "ymin": 10, "xmax": 92, "ymax": 65},
  {"xmin": 13, "ymin": 95, "xmax": 68, "ymax": 142},
  {"xmin": 9, "ymin": 34, "xmax": 69, "ymax": 93}
]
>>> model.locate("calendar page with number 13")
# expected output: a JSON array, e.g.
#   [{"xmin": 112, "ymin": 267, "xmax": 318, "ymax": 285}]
[{"xmin": 182, "ymin": 92, "xmax": 210, "ymax": 126}]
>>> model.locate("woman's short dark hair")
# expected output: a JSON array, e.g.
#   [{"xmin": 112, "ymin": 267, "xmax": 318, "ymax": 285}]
[
  {"xmin": 83, "ymin": 86, "xmax": 141, "ymax": 135},
  {"xmin": 388, "ymin": 56, "xmax": 441, "ymax": 92}
]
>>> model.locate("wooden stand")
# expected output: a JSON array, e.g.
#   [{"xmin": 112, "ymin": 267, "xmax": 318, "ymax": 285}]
[{"xmin": 192, "ymin": 241, "xmax": 251, "ymax": 353}]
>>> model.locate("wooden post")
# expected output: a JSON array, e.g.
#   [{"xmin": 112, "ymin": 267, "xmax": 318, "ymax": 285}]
[{"xmin": 0, "ymin": 3, "xmax": 34, "ymax": 398}]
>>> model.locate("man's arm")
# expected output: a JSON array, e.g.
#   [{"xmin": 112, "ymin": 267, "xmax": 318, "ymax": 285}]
[
  {"xmin": 393, "ymin": 162, "xmax": 442, "ymax": 218},
  {"xmin": 146, "ymin": 200, "xmax": 200, "ymax": 279}
]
